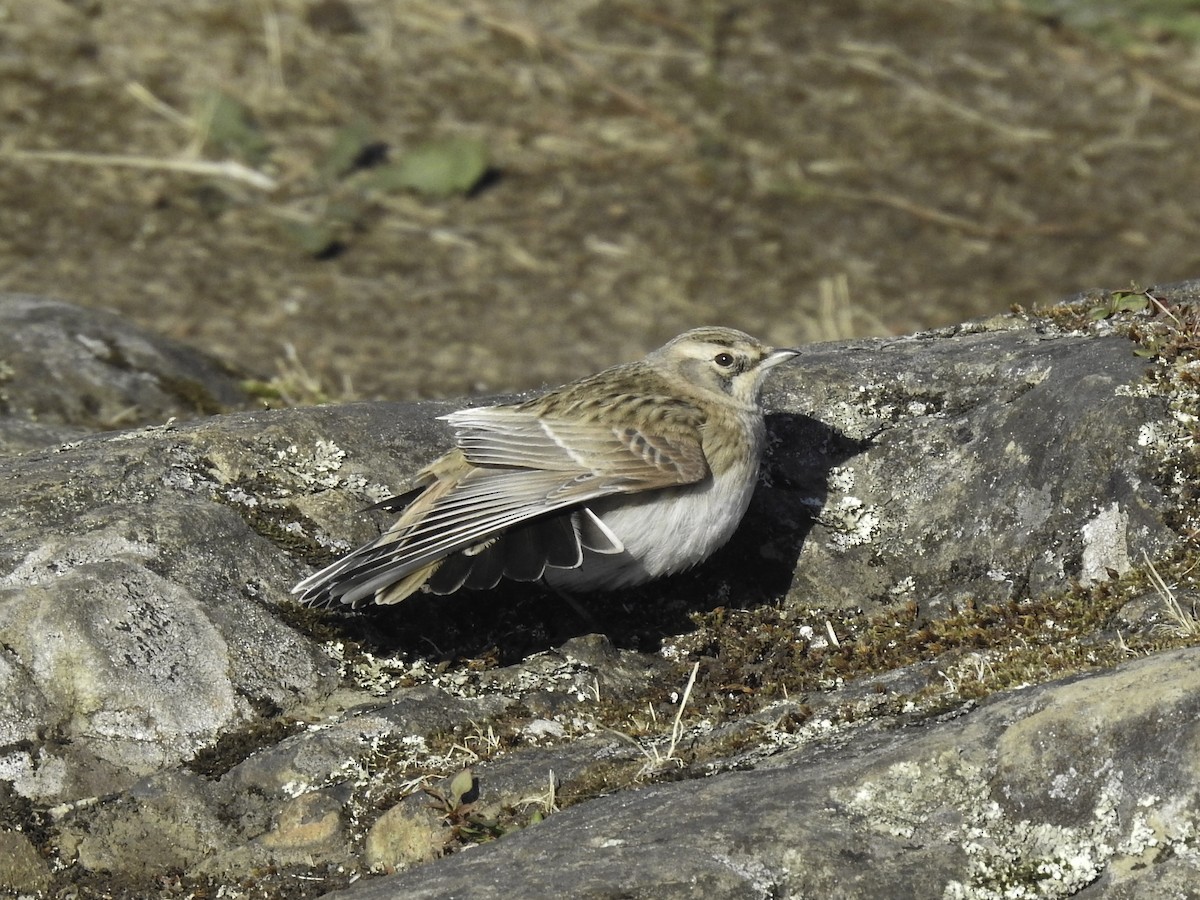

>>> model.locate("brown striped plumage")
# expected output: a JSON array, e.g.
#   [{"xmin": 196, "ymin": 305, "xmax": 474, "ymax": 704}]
[{"xmin": 292, "ymin": 327, "xmax": 798, "ymax": 608}]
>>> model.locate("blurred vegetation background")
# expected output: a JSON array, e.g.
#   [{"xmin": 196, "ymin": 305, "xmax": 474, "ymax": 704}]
[{"xmin": 2, "ymin": 0, "xmax": 1199, "ymax": 400}]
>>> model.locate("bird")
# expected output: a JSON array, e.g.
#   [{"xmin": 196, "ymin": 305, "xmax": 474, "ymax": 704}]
[{"xmin": 292, "ymin": 327, "xmax": 799, "ymax": 608}]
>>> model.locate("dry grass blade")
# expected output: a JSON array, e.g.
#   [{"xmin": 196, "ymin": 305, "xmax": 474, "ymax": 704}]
[
  {"xmin": 835, "ymin": 48, "xmax": 1053, "ymax": 143},
  {"xmin": 2, "ymin": 148, "xmax": 278, "ymax": 191},
  {"xmin": 804, "ymin": 274, "xmax": 890, "ymax": 343},
  {"xmin": 1144, "ymin": 551, "xmax": 1200, "ymax": 638},
  {"xmin": 604, "ymin": 661, "xmax": 701, "ymax": 779}
]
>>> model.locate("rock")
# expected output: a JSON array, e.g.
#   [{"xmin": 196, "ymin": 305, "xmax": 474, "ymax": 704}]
[
  {"xmin": 0, "ymin": 829, "xmax": 51, "ymax": 895},
  {"xmin": 0, "ymin": 294, "xmax": 256, "ymax": 445},
  {"xmin": 1, "ymin": 285, "xmax": 1199, "ymax": 897},
  {"xmin": 327, "ymin": 646, "xmax": 1200, "ymax": 900},
  {"xmin": 0, "ymin": 429, "xmax": 342, "ymax": 803},
  {"xmin": 758, "ymin": 324, "xmax": 1175, "ymax": 616},
  {"xmin": 258, "ymin": 790, "xmax": 349, "ymax": 857},
  {"xmin": 65, "ymin": 771, "xmax": 235, "ymax": 878},
  {"xmin": 364, "ymin": 804, "xmax": 443, "ymax": 873},
  {"xmin": 0, "ymin": 417, "xmax": 88, "ymax": 456}
]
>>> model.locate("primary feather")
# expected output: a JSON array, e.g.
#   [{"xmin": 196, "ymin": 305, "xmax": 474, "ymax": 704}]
[{"xmin": 293, "ymin": 404, "xmax": 708, "ymax": 608}]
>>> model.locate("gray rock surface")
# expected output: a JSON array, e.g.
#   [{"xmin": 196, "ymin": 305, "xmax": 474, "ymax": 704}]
[
  {"xmin": 721, "ymin": 320, "xmax": 1176, "ymax": 616},
  {"xmin": 1, "ymin": 286, "xmax": 1199, "ymax": 898},
  {"xmin": 329, "ymin": 646, "xmax": 1200, "ymax": 900},
  {"xmin": 0, "ymin": 294, "xmax": 255, "ymax": 452}
]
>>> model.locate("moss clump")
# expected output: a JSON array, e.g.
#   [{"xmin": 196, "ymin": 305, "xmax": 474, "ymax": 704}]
[
  {"xmin": 186, "ymin": 716, "xmax": 304, "ymax": 779},
  {"xmin": 155, "ymin": 372, "xmax": 227, "ymax": 417}
]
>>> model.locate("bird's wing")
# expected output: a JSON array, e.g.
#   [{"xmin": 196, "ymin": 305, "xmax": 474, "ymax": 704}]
[
  {"xmin": 293, "ymin": 405, "xmax": 708, "ymax": 606},
  {"xmin": 443, "ymin": 405, "xmax": 709, "ymax": 487},
  {"xmin": 294, "ymin": 467, "xmax": 630, "ymax": 607}
]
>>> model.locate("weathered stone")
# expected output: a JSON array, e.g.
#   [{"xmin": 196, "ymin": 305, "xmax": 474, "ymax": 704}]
[
  {"xmin": 1, "ymin": 288, "xmax": 1199, "ymax": 897},
  {"xmin": 0, "ymin": 829, "xmax": 51, "ymax": 895},
  {"xmin": 0, "ymin": 435, "xmax": 341, "ymax": 804},
  {"xmin": 65, "ymin": 771, "xmax": 235, "ymax": 877},
  {"xmin": 1, "ymin": 562, "xmax": 240, "ymax": 775},
  {"xmin": 0, "ymin": 294, "xmax": 255, "ymax": 437},
  {"xmin": 0, "ymin": 417, "xmax": 87, "ymax": 456},
  {"xmin": 259, "ymin": 790, "xmax": 349, "ymax": 857},
  {"xmin": 364, "ymin": 804, "xmax": 443, "ymax": 873},
  {"xmin": 328, "ymin": 647, "xmax": 1200, "ymax": 900},
  {"xmin": 766, "ymin": 327, "xmax": 1174, "ymax": 615}
]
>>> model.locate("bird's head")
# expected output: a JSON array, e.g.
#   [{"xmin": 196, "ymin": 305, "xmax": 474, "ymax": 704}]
[{"xmin": 651, "ymin": 326, "xmax": 799, "ymax": 408}]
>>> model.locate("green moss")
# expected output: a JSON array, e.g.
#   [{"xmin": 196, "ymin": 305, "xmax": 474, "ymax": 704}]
[
  {"xmin": 208, "ymin": 472, "xmax": 335, "ymax": 564},
  {"xmin": 273, "ymin": 599, "xmax": 348, "ymax": 643},
  {"xmin": 186, "ymin": 717, "xmax": 304, "ymax": 779},
  {"xmin": 154, "ymin": 372, "xmax": 227, "ymax": 416},
  {"xmin": 554, "ymin": 758, "xmax": 651, "ymax": 808}
]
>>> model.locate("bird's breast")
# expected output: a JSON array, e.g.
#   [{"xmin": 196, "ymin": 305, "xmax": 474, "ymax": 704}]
[
  {"xmin": 600, "ymin": 453, "xmax": 761, "ymax": 574},
  {"xmin": 544, "ymin": 409, "xmax": 765, "ymax": 592}
]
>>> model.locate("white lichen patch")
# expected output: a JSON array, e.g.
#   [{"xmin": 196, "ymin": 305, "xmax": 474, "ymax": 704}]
[
  {"xmin": 322, "ymin": 641, "xmax": 415, "ymax": 696},
  {"xmin": 843, "ymin": 759, "xmax": 942, "ymax": 839},
  {"xmin": 1115, "ymin": 381, "xmax": 1158, "ymax": 400},
  {"xmin": 1123, "ymin": 330, "xmax": 1200, "ymax": 536},
  {"xmin": 826, "ymin": 465, "xmax": 858, "ymax": 494},
  {"xmin": 522, "ymin": 718, "xmax": 566, "ymax": 741},
  {"xmin": 851, "ymin": 382, "xmax": 901, "ymax": 421},
  {"xmin": 0, "ymin": 748, "xmax": 69, "ymax": 801},
  {"xmin": 819, "ymin": 495, "xmax": 881, "ymax": 550},
  {"xmin": 209, "ymin": 439, "xmax": 394, "ymax": 541},
  {"xmin": 223, "ymin": 486, "xmax": 258, "ymax": 507},
  {"xmin": 322, "ymin": 639, "xmax": 606, "ymax": 741},
  {"xmin": 480, "ymin": 649, "xmax": 609, "ymax": 703},
  {"xmin": 1079, "ymin": 503, "xmax": 1131, "ymax": 586},
  {"xmin": 820, "ymin": 465, "xmax": 885, "ymax": 550},
  {"xmin": 277, "ymin": 440, "xmax": 354, "ymax": 490},
  {"xmin": 277, "ymin": 725, "xmax": 442, "ymax": 839},
  {"xmin": 709, "ymin": 851, "xmax": 786, "ymax": 897},
  {"xmin": 825, "ymin": 398, "xmax": 886, "ymax": 435},
  {"xmin": 837, "ymin": 750, "xmax": 1199, "ymax": 900},
  {"xmin": 945, "ymin": 793, "xmax": 1118, "ymax": 899}
]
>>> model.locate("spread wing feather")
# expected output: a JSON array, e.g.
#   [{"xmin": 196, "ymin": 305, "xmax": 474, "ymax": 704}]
[{"xmin": 293, "ymin": 403, "xmax": 708, "ymax": 607}]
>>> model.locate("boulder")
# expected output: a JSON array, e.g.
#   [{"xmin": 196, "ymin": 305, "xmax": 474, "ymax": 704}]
[
  {"xmin": 1, "ymin": 284, "xmax": 1199, "ymax": 897},
  {"xmin": 0, "ymin": 294, "xmax": 256, "ymax": 453}
]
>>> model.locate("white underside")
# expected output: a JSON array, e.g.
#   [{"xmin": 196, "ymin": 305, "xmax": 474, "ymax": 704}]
[{"xmin": 543, "ymin": 454, "xmax": 761, "ymax": 591}]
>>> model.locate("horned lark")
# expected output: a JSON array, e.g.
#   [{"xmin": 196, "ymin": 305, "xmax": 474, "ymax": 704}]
[{"xmin": 293, "ymin": 327, "xmax": 798, "ymax": 607}]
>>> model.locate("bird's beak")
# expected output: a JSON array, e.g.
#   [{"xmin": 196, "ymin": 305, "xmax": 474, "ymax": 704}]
[{"xmin": 762, "ymin": 347, "xmax": 801, "ymax": 370}]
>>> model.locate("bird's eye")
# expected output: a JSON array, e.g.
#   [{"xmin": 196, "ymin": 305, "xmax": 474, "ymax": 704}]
[{"xmin": 714, "ymin": 352, "xmax": 735, "ymax": 368}]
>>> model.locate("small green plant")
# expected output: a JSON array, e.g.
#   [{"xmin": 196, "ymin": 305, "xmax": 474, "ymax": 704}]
[
  {"xmin": 241, "ymin": 342, "xmax": 354, "ymax": 407},
  {"xmin": 516, "ymin": 770, "xmax": 559, "ymax": 825},
  {"xmin": 423, "ymin": 768, "xmax": 496, "ymax": 843},
  {"xmin": 1127, "ymin": 293, "xmax": 1200, "ymax": 361},
  {"xmin": 365, "ymin": 136, "xmax": 490, "ymax": 199},
  {"xmin": 196, "ymin": 90, "xmax": 271, "ymax": 165},
  {"xmin": 1088, "ymin": 288, "xmax": 1151, "ymax": 320},
  {"xmin": 421, "ymin": 768, "xmax": 544, "ymax": 847}
]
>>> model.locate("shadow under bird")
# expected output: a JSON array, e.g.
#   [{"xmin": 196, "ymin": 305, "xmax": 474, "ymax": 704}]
[{"xmin": 293, "ymin": 327, "xmax": 799, "ymax": 608}]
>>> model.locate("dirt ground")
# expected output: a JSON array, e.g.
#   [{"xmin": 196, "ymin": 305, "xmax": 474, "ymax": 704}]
[{"xmin": 3, "ymin": 0, "xmax": 1200, "ymax": 402}]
